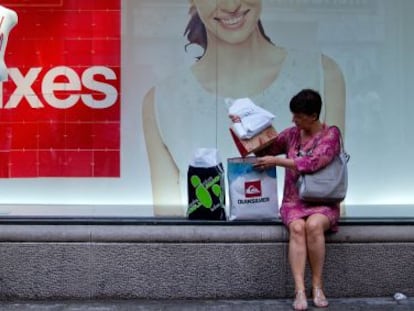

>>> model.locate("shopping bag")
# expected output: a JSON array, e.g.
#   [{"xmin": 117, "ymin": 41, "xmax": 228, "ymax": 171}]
[
  {"xmin": 187, "ymin": 148, "xmax": 226, "ymax": 220},
  {"xmin": 230, "ymin": 126, "xmax": 278, "ymax": 157},
  {"xmin": 227, "ymin": 157, "xmax": 278, "ymax": 220}
]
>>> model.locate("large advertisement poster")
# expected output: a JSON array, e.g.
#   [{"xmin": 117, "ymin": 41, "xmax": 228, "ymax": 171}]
[
  {"xmin": 126, "ymin": 0, "xmax": 414, "ymax": 217},
  {"xmin": 0, "ymin": 0, "xmax": 413, "ymax": 217}
]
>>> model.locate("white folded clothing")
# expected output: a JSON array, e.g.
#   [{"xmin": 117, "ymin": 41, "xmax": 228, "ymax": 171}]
[
  {"xmin": 189, "ymin": 148, "xmax": 222, "ymax": 168},
  {"xmin": 227, "ymin": 97, "xmax": 275, "ymax": 139}
]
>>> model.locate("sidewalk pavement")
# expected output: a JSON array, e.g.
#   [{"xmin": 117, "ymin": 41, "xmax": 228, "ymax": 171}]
[{"xmin": 0, "ymin": 298, "xmax": 413, "ymax": 311}]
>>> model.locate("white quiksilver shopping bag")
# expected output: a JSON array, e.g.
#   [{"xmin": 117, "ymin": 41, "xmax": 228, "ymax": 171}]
[{"xmin": 227, "ymin": 157, "xmax": 278, "ymax": 220}]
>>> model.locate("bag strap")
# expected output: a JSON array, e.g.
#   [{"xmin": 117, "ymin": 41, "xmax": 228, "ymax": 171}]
[
  {"xmin": 298, "ymin": 126, "xmax": 349, "ymax": 162},
  {"xmin": 330, "ymin": 126, "xmax": 344, "ymax": 151},
  {"xmin": 330, "ymin": 126, "xmax": 350, "ymax": 162}
]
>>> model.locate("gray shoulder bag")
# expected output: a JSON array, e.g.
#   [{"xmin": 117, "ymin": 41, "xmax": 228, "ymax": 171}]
[{"xmin": 297, "ymin": 126, "xmax": 350, "ymax": 204}]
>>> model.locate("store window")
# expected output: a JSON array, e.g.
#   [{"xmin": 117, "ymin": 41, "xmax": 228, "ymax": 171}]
[{"xmin": 1, "ymin": 0, "xmax": 413, "ymax": 219}]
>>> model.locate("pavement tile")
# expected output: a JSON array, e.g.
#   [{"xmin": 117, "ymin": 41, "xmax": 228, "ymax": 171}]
[{"xmin": 0, "ymin": 298, "xmax": 412, "ymax": 311}]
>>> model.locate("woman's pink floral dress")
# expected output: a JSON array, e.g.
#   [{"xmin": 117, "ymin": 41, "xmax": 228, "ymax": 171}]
[{"xmin": 266, "ymin": 124, "xmax": 341, "ymax": 231}]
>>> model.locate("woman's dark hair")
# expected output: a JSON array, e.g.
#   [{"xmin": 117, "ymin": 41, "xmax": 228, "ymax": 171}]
[
  {"xmin": 289, "ymin": 89, "xmax": 322, "ymax": 119},
  {"xmin": 184, "ymin": 7, "xmax": 273, "ymax": 59}
]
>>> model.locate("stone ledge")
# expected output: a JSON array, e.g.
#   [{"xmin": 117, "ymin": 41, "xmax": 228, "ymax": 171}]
[
  {"xmin": 0, "ymin": 222, "xmax": 414, "ymax": 243},
  {"xmin": 0, "ymin": 220, "xmax": 413, "ymax": 299}
]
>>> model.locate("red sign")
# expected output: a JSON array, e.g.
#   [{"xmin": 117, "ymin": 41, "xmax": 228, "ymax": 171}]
[{"xmin": 0, "ymin": 0, "xmax": 120, "ymax": 177}]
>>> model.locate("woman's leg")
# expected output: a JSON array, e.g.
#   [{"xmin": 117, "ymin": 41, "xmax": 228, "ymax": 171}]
[
  {"xmin": 288, "ymin": 219, "xmax": 308, "ymax": 310},
  {"xmin": 305, "ymin": 213, "xmax": 330, "ymax": 307},
  {"xmin": 288, "ymin": 219, "xmax": 307, "ymax": 291}
]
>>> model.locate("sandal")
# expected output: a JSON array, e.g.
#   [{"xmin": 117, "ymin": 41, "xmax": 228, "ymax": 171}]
[
  {"xmin": 313, "ymin": 287, "xmax": 329, "ymax": 308},
  {"xmin": 292, "ymin": 289, "xmax": 308, "ymax": 310}
]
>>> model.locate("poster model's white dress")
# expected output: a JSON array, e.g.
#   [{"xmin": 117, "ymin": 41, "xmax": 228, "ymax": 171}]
[{"xmin": 154, "ymin": 49, "xmax": 325, "ymax": 204}]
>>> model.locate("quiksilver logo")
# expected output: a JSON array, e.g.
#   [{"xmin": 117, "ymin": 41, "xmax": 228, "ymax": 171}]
[
  {"xmin": 246, "ymin": 185, "xmax": 260, "ymax": 195},
  {"xmin": 245, "ymin": 180, "xmax": 261, "ymax": 198}
]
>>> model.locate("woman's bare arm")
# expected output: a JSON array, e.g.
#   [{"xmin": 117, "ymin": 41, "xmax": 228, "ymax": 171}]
[
  {"xmin": 142, "ymin": 88, "xmax": 184, "ymax": 216},
  {"xmin": 322, "ymin": 55, "xmax": 346, "ymax": 135}
]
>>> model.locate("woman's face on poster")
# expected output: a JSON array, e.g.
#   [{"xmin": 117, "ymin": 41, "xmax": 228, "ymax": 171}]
[{"xmin": 192, "ymin": 0, "xmax": 262, "ymax": 45}]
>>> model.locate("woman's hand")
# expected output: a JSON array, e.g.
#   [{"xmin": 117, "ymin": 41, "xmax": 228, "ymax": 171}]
[
  {"xmin": 254, "ymin": 156, "xmax": 296, "ymax": 170},
  {"xmin": 253, "ymin": 156, "xmax": 277, "ymax": 170}
]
